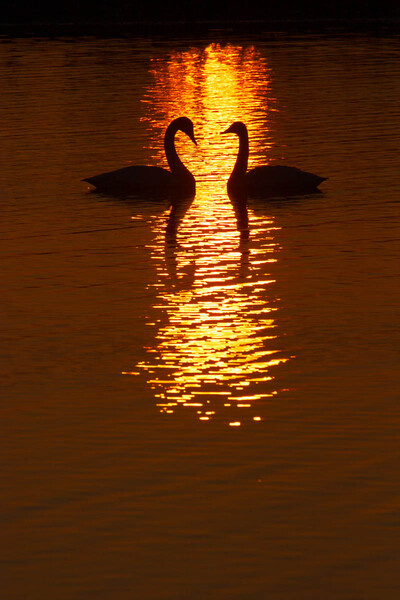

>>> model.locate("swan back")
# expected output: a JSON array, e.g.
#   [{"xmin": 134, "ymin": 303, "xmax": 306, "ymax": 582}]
[{"xmin": 247, "ymin": 165, "xmax": 327, "ymax": 194}]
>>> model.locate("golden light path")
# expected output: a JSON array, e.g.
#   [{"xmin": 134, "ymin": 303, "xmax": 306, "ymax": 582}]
[
  {"xmin": 140, "ymin": 43, "xmax": 278, "ymax": 188},
  {"xmin": 123, "ymin": 44, "xmax": 292, "ymax": 425}
]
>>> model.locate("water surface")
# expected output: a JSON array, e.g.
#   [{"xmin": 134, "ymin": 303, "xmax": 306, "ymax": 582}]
[{"xmin": 1, "ymin": 32, "xmax": 400, "ymax": 599}]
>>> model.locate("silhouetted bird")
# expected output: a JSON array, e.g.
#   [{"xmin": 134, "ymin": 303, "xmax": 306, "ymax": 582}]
[
  {"xmin": 83, "ymin": 117, "xmax": 197, "ymax": 196},
  {"xmin": 222, "ymin": 121, "xmax": 326, "ymax": 196}
]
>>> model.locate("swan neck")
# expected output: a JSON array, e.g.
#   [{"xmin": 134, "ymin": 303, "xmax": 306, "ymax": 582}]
[
  {"xmin": 229, "ymin": 129, "xmax": 249, "ymax": 185},
  {"xmin": 164, "ymin": 123, "xmax": 190, "ymax": 176}
]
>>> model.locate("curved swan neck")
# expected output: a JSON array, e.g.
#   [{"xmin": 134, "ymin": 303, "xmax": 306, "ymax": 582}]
[
  {"xmin": 164, "ymin": 122, "xmax": 190, "ymax": 176},
  {"xmin": 230, "ymin": 128, "xmax": 249, "ymax": 180}
]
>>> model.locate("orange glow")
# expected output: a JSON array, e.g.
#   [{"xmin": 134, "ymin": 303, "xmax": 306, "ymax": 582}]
[
  {"xmin": 124, "ymin": 44, "xmax": 292, "ymax": 425},
  {"xmin": 142, "ymin": 43, "xmax": 277, "ymax": 194}
]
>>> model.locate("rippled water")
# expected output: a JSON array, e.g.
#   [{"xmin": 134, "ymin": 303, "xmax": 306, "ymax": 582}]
[{"xmin": 2, "ymin": 32, "xmax": 400, "ymax": 599}]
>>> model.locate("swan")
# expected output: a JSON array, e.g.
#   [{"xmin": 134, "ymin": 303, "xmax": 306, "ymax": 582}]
[
  {"xmin": 222, "ymin": 122, "xmax": 326, "ymax": 196},
  {"xmin": 83, "ymin": 117, "xmax": 197, "ymax": 195}
]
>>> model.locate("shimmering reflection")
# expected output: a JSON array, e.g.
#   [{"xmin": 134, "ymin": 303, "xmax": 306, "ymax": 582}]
[
  {"xmin": 141, "ymin": 43, "xmax": 277, "ymax": 193},
  {"xmin": 123, "ymin": 44, "xmax": 292, "ymax": 424},
  {"xmin": 128, "ymin": 199, "xmax": 290, "ymax": 425}
]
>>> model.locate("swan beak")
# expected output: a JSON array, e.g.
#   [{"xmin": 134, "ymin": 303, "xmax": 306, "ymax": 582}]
[{"xmin": 190, "ymin": 132, "xmax": 197, "ymax": 146}]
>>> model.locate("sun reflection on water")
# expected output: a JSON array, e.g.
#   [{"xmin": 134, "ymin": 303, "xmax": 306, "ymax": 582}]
[
  {"xmin": 128, "ymin": 198, "xmax": 290, "ymax": 425},
  {"xmin": 123, "ymin": 43, "xmax": 292, "ymax": 425},
  {"xmin": 141, "ymin": 43, "xmax": 277, "ymax": 191}
]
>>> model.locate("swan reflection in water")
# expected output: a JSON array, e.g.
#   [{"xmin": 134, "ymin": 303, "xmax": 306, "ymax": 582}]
[
  {"xmin": 164, "ymin": 194, "xmax": 196, "ymax": 288},
  {"xmin": 222, "ymin": 121, "xmax": 327, "ymax": 197},
  {"xmin": 83, "ymin": 117, "xmax": 197, "ymax": 197},
  {"xmin": 125, "ymin": 191, "xmax": 291, "ymax": 426},
  {"xmin": 165, "ymin": 193, "xmax": 248, "ymax": 290}
]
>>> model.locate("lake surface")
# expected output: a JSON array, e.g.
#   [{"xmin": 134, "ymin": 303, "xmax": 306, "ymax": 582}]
[{"xmin": 1, "ymin": 29, "xmax": 400, "ymax": 599}]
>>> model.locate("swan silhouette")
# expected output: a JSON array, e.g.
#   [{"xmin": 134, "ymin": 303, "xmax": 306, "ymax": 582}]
[
  {"xmin": 222, "ymin": 122, "xmax": 326, "ymax": 196},
  {"xmin": 83, "ymin": 117, "xmax": 197, "ymax": 196}
]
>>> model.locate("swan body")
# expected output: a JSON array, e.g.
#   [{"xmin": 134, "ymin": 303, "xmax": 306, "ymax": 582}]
[
  {"xmin": 83, "ymin": 117, "xmax": 197, "ymax": 195},
  {"xmin": 222, "ymin": 122, "xmax": 326, "ymax": 196}
]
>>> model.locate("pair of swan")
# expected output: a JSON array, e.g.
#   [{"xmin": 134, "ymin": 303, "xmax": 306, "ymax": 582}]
[{"xmin": 84, "ymin": 117, "xmax": 326, "ymax": 196}]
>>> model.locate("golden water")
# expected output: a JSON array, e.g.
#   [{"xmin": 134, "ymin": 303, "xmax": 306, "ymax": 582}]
[{"xmin": 1, "ymin": 33, "xmax": 400, "ymax": 599}]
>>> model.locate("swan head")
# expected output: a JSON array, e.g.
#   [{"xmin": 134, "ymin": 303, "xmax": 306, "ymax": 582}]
[
  {"xmin": 221, "ymin": 121, "xmax": 248, "ymax": 137},
  {"xmin": 172, "ymin": 117, "xmax": 197, "ymax": 146}
]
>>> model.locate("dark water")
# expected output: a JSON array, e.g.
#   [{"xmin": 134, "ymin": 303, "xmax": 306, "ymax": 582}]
[{"xmin": 1, "ymin": 32, "xmax": 400, "ymax": 599}]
